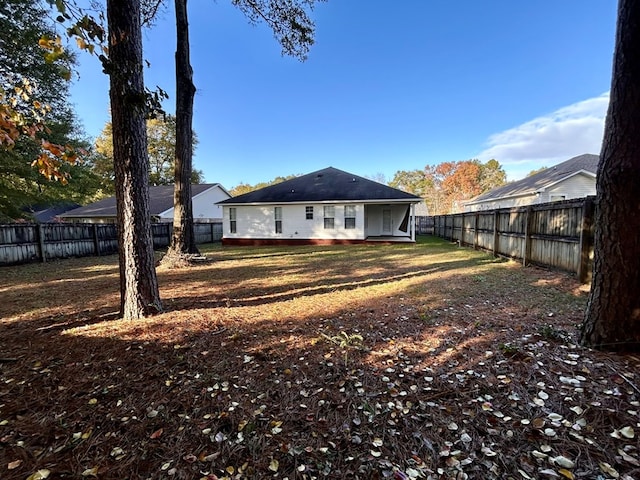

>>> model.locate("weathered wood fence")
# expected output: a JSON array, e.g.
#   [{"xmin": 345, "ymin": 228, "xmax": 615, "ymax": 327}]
[
  {"xmin": 428, "ymin": 196, "xmax": 595, "ymax": 283},
  {"xmin": 415, "ymin": 216, "xmax": 434, "ymax": 235},
  {"xmin": 0, "ymin": 222, "xmax": 223, "ymax": 266}
]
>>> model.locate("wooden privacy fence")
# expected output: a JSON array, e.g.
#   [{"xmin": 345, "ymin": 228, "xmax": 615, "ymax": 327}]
[
  {"xmin": 429, "ymin": 196, "xmax": 595, "ymax": 283},
  {"xmin": 0, "ymin": 222, "xmax": 223, "ymax": 266},
  {"xmin": 415, "ymin": 216, "xmax": 435, "ymax": 235}
]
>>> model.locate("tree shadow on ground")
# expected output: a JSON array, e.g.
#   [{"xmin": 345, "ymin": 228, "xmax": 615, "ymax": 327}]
[{"xmin": 2, "ymin": 239, "xmax": 630, "ymax": 480}]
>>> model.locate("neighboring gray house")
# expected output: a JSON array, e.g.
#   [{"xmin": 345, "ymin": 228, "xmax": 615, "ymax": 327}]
[
  {"xmin": 217, "ymin": 167, "xmax": 422, "ymax": 245},
  {"xmin": 59, "ymin": 184, "xmax": 231, "ymax": 223},
  {"xmin": 463, "ymin": 154, "xmax": 598, "ymax": 212}
]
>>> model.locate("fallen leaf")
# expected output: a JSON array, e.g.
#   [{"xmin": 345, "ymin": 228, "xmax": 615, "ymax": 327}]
[
  {"xmin": 268, "ymin": 459, "xmax": 279, "ymax": 472},
  {"xmin": 81, "ymin": 467, "xmax": 99, "ymax": 477},
  {"xmin": 618, "ymin": 448, "xmax": 640, "ymax": 466},
  {"xmin": 7, "ymin": 460, "xmax": 22, "ymax": 470},
  {"xmin": 150, "ymin": 428, "xmax": 163, "ymax": 439},
  {"xmin": 620, "ymin": 426, "xmax": 635, "ymax": 439},
  {"xmin": 552, "ymin": 456, "xmax": 575, "ymax": 469},
  {"xmin": 558, "ymin": 468, "xmax": 575, "ymax": 479},
  {"xmin": 26, "ymin": 470, "xmax": 51, "ymax": 480},
  {"xmin": 599, "ymin": 462, "xmax": 619, "ymax": 478},
  {"xmin": 532, "ymin": 418, "xmax": 546, "ymax": 429},
  {"xmin": 538, "ymin": 469, "xmax": 559, "ymax": 478}
]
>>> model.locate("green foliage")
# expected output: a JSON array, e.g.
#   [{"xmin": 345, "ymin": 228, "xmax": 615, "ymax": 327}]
[
  {"xmin": 0, "ymin": 0, "xmax": 103, "ymax": 221},
  {"xmin": 92, "ymin": 115, "xmax": 204, "ymax": 193},
  {"xmin": 389, "ymin": 169, "xmax": 433, "ymax": 197},
  {"xmin": 527, "ymin": 166, "xmax": 548, "ymax": 177},
  {"xmin": 232, "ymin": 0, "xmax": 325, "ymax": 61},
  {"xmin": 321, "ymin": 331, "xmax": 364, "ymax": 367},
  {"xmin": 479, "ymin": 158, "xmax": 507, "ymax": 191},
  {"xmin": 229, "ymin": 174, "xmax": 299, "ymax": 196}
]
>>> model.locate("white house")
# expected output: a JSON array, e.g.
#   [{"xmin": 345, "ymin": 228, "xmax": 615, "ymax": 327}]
[
  {"xmin": 60, "ymin": 184, "xmax": 231, "ymax": 223},
  {"xmin": 217, "ymin": 167, "xmax": 422, "ymax": 245},
  {"xmin": 463, "ymin": 154, "xmax": 598, "ymax": 212}
]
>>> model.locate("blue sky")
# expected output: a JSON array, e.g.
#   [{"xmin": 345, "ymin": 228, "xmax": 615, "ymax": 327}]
[{"xmin": 69, "ymin": 1, "xmax": 617, "ymax": 189}]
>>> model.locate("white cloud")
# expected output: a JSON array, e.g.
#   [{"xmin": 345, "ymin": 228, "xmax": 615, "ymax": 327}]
[{"xmin": 477, "ymin": 92, "xmax": 609, "ymax": 180}]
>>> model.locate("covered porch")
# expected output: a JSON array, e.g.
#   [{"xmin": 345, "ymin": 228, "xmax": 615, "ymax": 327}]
[{"xmin": 364, "ymin": 203, "xmax": 417, "ymax": 242}]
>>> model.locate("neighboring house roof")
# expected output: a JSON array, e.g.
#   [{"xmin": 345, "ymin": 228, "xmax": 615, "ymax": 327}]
[
  {"xmin": 219, "ymin": 167, "xmax": 422, "ymax": 205},
  {"xmin": 61, "ymin": 184, "xmax": 227, "ymax": 218},
  {"xmin": 466, "ymin": 154, "xmax": 598, "ymax": 205},
  {"xmin": 24, "ymin": 202, "xmax": 81, "ymax": 223}
]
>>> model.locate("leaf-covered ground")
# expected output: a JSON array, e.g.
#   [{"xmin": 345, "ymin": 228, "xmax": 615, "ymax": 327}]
[{"xmin": 0, "ymin": 237, "xmax": 638, "ymax": 480}]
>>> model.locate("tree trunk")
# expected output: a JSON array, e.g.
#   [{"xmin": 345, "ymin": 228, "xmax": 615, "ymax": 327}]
[
  {"xmin": 107, "ymin": 0, "xmax": 162, "ymax": 319},
  {"xmin": 581, "ymin": 0, "xmax": 640, "ymax": 350},
  {"xmin": 169, "ymin": 0, "xmax": 199, "ymax": 255}
]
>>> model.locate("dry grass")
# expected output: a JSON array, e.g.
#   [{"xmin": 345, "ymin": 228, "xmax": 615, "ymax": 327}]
[{"xmin": 0, "ymin": 237, "xmax": 638, "ymax": 480}]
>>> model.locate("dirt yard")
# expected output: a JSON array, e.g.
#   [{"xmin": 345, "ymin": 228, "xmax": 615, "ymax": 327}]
[{"xmin": 0, "ymin": 237, "xmax": 638, "ymax": 479}]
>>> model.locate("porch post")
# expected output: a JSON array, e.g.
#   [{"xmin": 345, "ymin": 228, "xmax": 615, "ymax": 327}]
[{"xmin": 411, "ymin": 203, "xmax": 416, "ymax": 241}]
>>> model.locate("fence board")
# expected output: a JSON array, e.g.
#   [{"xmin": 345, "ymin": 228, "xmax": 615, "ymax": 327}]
[
  {"xmin": 427, "ymin": 197, "xmax": 595, "ymax": 281},
  {"xmin": 0, "ymin": 221, "xmax": 223, "ymax": 266}
]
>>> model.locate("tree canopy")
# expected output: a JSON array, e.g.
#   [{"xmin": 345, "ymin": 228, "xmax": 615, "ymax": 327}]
[
  {"xmin": 390, "ymin": 159, "xmax": 506, "ymax": 215},
  {"xmin": 92, "ymin": 115, "xmax": 204, "ymax": 195},
  {"xmin": 229, "ymin": 174, "xmax": 299, "ymax": 196},
  {"xmin": 0, "ymin": 0, "xmax": 101, "ymax": 221}
]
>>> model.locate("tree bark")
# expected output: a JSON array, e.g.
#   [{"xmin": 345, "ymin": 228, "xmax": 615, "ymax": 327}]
[
  {"xmin": 107, "ymin": 0, "xmax": 162, "ymax": 318},
  {"xmin": 169, "ymin": 0, "xmax": 199, "ymax": 255},
  {"xmin": 581, "ymin": 0, "xmax": 640, "ymax": 350}
]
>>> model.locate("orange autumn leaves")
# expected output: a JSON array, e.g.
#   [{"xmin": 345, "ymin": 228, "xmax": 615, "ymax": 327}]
[{"xmin": 1, "ymin": 37, "xmax": 84, "ymax": 184}]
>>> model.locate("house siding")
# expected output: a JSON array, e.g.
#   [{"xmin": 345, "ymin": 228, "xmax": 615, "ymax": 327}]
[
  {"xmin": 465, "ymin": 174, "xmax": 596, "ymax": 212},
  {"xmin": 539, "ymin": 174, "xmax": 596, "ymax": 203},
  {"xmin": 464, "ymin": 194, "xmax": 537, "ymax": 212},
  {"xmin": 223, "ymin": 203, "xmax": 367, "ymax": 241},
  {"xmin": 158, "ymin": 186, "xmax": 228, "ymax": 222}
]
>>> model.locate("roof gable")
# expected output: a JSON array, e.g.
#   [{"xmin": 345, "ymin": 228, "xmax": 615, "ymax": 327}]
[
  {"xmin": 219, "ymin": 167, "xmax": 421, "ymax": 204},
  {"xmin": 467, "ymin": 154, "xmax": 599, "ymax": 204},
  {"xmin": 61, "ymin": 184, "xmax": 222, "ymax": 218}
]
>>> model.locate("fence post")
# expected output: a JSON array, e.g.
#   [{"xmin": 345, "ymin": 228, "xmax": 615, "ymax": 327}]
[
  {"xmin": 492, "ymin": 210, "xmax": 499, "ymax": 257},
  {"xmin": 37, "ymin": 224, "xmax": 47, "ymax": 263},
  {"xmin": 93, "ymin": 224, "xmax": 101, "ymax": 256},
  {"xmin": 578, "ymin": 196, "xmax": 595, "ymax": 283},
  {"xmin": 522, "ymin": 206, "xmax": 533, "ymax": 266},
  {"xmin": 473, "ymin": 213, "xmax": 479, "ymax": 250}
]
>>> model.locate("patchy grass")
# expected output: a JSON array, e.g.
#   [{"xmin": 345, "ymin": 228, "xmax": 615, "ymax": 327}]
[{"xmin": 0, "ymin": 236, "xmax": 638, "ymax": 480}]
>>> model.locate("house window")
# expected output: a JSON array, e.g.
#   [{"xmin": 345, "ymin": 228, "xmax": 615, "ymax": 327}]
[
  {"xmin": 275, "ymin": 206, "xmax": 282, "ymax": 234},
  {"xmin": 305, "ymin": 206, "xmax": 314, "ymax": 220},
  {"xmin": 229, "ymin": 207, "xmax": 237, "ymax": 234},
  {"xmin": 550, "ymin": 194, "xmax": 566, "ymax": 202},
  {"xmin": 344, "ymin": 205, "xmax": 356, "ymax": 229},
  {"xmin": 323, "ymin": 205, "xmax": 335, "ymax": 229}
]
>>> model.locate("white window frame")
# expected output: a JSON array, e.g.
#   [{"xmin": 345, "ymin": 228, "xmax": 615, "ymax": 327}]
[
  {"xmin": 324, "ymin": 205, "xmax": 335, "ymax": 229},
  {"xmin": 229, "ymin": 207, "xmax": 237, "ymax": 234},
  {"xmin": 275, "ymin": 206, "xmax": 283, "ymax": 234},
  {"xmin": 344, "ymin": 205, "xmax": 356, "ymax": 229}
]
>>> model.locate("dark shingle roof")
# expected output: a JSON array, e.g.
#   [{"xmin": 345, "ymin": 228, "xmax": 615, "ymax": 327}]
[
  {"xmin": 24, "ymin": 202, "xmax": 81, "ymax": 222},
  {"xmin": 219, "ymin": 167, "xmax": 421, "ymax": 204},
  {"xmin": 467, "ymin": 154, "xmax": 598, "ymax": 204},
  {"xmin": 61, "ymin": 184, "xmax": 220, "ymax": 218}
]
